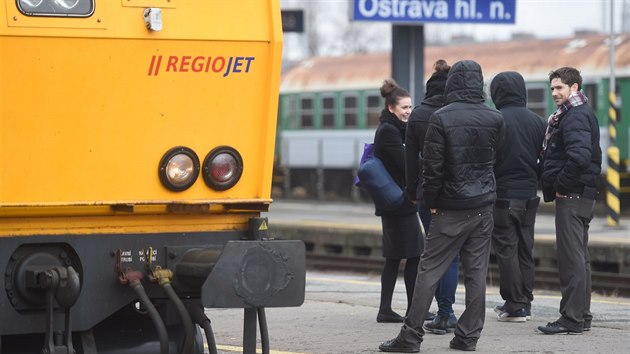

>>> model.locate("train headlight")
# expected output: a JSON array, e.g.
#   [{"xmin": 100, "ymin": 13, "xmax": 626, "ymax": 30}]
[
  {"xmin": 159, "ymin": 147, "xmax": 200, "ymax": 192},
  {"xmin": 202, "ymin": 147, "xmax": 243, "ymax": 191},
  {"xmin": 17, "ymin": 0, "xmax": 94, "ymax": 17}
]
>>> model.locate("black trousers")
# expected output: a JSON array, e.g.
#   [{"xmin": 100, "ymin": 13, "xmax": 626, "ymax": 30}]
[
  {"xmin": 492, "ymin": 199, "xmax": 536, "ymax": 313},
  {"xmin": 405, "ymin": 205, "xmax": 493, "ymax": 347},
  {"xmin": 555, "ymin": 195, "xmax": 593, "ymax": 331}
]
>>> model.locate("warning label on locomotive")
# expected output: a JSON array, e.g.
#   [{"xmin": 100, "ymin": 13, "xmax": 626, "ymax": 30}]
[{"xmin": 147, "ymin": 55, "xmax": 256, "ymax": 77}]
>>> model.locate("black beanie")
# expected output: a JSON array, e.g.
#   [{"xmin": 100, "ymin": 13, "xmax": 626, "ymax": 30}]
[{"xmin": 425, "ymin": 70, "xmax": 448, "ymax": 98}]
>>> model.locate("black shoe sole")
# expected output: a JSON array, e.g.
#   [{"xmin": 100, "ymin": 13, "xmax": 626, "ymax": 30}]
[
  {"xmin": 449, "ymin": 338, "xmax": 476, "ymax": 351},
  {"xmin": 449, "ymin": 344, "xmax": 476, "ymax": 351},
  {"xmin": 379, "ymin": 346, "xmax": 419, "ymax": 353},
  {"xmin": 450, "ymin": 345, "xmax": 477, "ymax": 352},
  {"xmin": 537, "ymin": 328, "xmax": 583, "ymax": 335}
]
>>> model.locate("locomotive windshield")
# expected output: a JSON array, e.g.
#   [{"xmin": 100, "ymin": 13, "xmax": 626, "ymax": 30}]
[{"xmin": 17, "ymin": 0, "xmax": 94, "ymax": 17}]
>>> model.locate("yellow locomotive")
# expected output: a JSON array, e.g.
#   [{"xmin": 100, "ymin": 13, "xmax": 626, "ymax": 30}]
[{"xmin": 0, "ymin": 1, "xmax": 305, "ymax": 353}]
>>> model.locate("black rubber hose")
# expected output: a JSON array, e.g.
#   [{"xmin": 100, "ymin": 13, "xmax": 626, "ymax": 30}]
[
  {"xmin": 200, "ymin": 320, "xmax": 218, "ymax": 354},
  {"xmin": 129, "ymin": 280, "xmax": 169, "ymax": 354},
  {"xmin": 162, "ymin": 283, "xmax": 195, "ymax": 354},
  {"xmin": 186, "ymin": 303, "xmax": 218, "ymax": 354},
  {"xmin": 257, "ymin": 308, "xmax": 269, "ymax": 354}
]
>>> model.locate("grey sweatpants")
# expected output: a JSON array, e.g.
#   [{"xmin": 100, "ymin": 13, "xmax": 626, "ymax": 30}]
[{"xmin": 404, "ymin": 205, "xmax": 493, "ymax": 347}]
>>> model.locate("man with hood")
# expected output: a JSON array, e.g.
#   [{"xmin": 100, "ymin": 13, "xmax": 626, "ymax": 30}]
[
  {"xmin": 405, "ymin": 59, "xmax": 460, "ymax": 335},
  {"xmin": 379, "ymin": 60, "xmax": 504, "ymax": 353},
  {"xmin": 489, "ymin": 72, "xmax": 546, "ymax": 323}
]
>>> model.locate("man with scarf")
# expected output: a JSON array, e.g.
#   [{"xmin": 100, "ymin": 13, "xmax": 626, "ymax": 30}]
[{"xmin": 538, "ymin": 67, "xmax": 602, "ymax": 335}]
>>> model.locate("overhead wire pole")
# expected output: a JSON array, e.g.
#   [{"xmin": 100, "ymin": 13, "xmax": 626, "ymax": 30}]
[{"xmin": 606, "ymin": 0, "xmax": 621, "ymax": 227}]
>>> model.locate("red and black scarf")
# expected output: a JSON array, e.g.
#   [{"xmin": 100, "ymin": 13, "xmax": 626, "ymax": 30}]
[{"xmin": 542, "ymin": 91, "xmax": 588, "ymax": 153}]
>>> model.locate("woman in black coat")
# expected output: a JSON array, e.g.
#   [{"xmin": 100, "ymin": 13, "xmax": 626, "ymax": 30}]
[{"xmin": 373, "ymin": 79, "xmax": 423, "ymax": 322}]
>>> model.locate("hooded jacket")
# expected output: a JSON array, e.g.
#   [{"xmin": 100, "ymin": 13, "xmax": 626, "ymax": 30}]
[
  {"xmin": 422, "ymin": 60, "xmax": 505, "ymax": 210},
  {"xmin": 405, "ymin": 70, "xmax": 448, "ymax": 201},
  {"xmin": 490, "ymin": 71, "xmax": 546, "ymax": 199}
]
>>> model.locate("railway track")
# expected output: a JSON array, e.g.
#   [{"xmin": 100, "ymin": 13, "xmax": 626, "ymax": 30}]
[{"xmin": 307, "ymin": 254, "xmax": 630, "ymax": 298}]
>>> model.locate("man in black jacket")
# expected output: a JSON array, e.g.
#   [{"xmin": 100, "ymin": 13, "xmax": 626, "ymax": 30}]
[
  {"xmin": 538, "ymin": 67, "xmax": 602, "ymax": 335},
  {"xmin": 405, "ymin": 60, "xmax": 460, "ymax": 335},
  {"xmin": 489, "ymin": 71, "xmax": 546, "ymax": 323},
  {"xmin": 380, "ymin": 60, "xmax": 504, "ymax": 353}
]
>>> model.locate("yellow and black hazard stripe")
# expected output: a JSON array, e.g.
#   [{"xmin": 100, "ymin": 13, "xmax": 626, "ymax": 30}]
[{"xmin": 606, "ymin": 91, "xmax": 621, "ymax": 227}]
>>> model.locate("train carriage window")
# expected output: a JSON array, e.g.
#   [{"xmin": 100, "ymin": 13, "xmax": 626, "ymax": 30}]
[
  {"xmin": 17, "ymin": 0, "xmax": 95, "ymax": 17},
  {"xmin": 300, "ymin": 96, "xmax": 314, "ymax": 129},
  {"xmin": 526, "ymin": 85, "xmax": 547, "ymax": 117},
  {"xmin": 284, "ymin": 95, "xmax": 299, "ymax": 130},
  {"xmin": 321, "ymin": 95, "xmax": 336, "ymax": 128},
  {"xmin": 343, "ymin": 95, "xmax": 358, "ymax": 128},
  {"xmin": 366, "ymin": 93, "xmax": 381, "ymax": 128}
]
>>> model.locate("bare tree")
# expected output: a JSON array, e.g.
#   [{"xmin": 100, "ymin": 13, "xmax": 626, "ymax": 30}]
[
  {"xmin": 306, "ymin": 1, "xmax": 320, "ymax": 56},
  {"xmin": 282, "ymin": 0, "xmax": 390, "ymax": 58},
  {"xmin": 337, "ymin": 23, "xmax": 389, "ymax": 54}
]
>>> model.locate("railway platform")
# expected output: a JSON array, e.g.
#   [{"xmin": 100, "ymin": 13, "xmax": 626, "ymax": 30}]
[
  {"xmin": 197, "ymin": 200, "xmax": 630, "ymax": 353},
  {"xmin": 204, "ymin": 270, "xmax": 630, "ymax": 353},
  {"xmin": 263, "ymin": 200, "xmax": 630, "ymax": 296}
]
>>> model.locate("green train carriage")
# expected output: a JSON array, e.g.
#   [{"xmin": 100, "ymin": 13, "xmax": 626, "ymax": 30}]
[{"xmin": 276, "ymin": 34, "xmax": 630, "ymax": 205}]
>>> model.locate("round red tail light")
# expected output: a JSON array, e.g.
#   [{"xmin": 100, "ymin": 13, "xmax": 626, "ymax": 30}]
[{"xmin": 202, "ymin": 146, "xmax": 243, "ymax": 191}]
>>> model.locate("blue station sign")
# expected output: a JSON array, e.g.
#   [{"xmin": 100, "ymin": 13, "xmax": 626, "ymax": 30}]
[{"xmin": 352, "ymin": 0, "xmax": 516, "ymax": 24}]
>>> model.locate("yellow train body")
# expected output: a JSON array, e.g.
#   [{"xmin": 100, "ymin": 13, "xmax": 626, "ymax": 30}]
[
  {"xmin": 0, "ymin": 0, "xmax": 281, "ymax": 234},
  {"xmin": 0, "ymin": 2, "xmax": 304, "ymax": 352}
]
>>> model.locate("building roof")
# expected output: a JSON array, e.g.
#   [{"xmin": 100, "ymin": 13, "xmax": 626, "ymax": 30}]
[{"xmin": 280, "ymin": 33, "xmax": 630, "ymax": 93}]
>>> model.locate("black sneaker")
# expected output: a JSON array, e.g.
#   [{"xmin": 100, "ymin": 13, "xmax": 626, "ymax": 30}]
[
  {"xmin": 496, "ymin": 304, "xmax": 532, "ymax": 320},
  {"xmin": 379, "ymin": 338, "xmax": 419, "ymax": 353},
  {"xmin": 423, "ymin": 314, "xmax": 457, "ymax": 335},
  {"xmin": 449, "ymin": 336, "xmax": 476, "ymax": 351},
  {"xmin": 497, "ymin": 308, "xmax": 527, "ymax": 322},
  {"xmin": 583, "ymin": 319, "xmax": 592, "ymax": 331},
  {"xmin": 537, "ymin": 321, "xmax": 583, "ymax": 335},
  {"xmin": 379, "ymin": 325, "xmax": 421, "ymax": 353}
]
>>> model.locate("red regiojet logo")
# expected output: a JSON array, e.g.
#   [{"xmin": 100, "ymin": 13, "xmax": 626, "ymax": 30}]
[{"xmin": 148, "ymin": 55, "xmax": 255, "ymax": 77}]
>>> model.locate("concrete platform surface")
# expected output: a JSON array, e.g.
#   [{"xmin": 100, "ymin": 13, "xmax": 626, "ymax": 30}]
[{"xmin": 204, "ymin": 270, "xmax": 630, "ymax": 354}]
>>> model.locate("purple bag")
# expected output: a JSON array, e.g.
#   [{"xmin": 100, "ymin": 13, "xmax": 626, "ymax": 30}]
[{"xmin": 354, "ymin": 143, "xmax": 375, "ymax": 186}]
